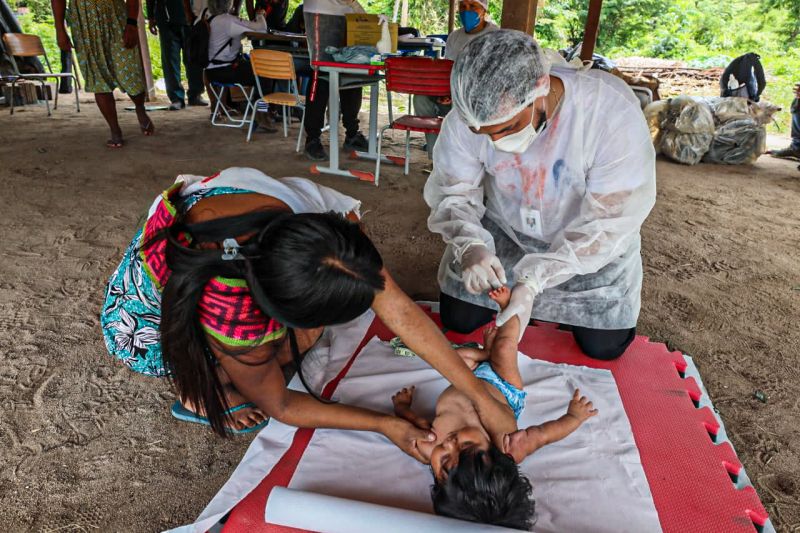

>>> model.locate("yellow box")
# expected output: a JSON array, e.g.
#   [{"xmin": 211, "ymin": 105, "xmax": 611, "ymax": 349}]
[{"xmin": 345, "ymin": 14, "xmax": 398, "ymax": 52}]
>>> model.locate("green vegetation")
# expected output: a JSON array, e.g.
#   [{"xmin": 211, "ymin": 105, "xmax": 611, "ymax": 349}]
[{"xmin": 7, "ymin": 0, "xmax": 799, "ymax": 132}]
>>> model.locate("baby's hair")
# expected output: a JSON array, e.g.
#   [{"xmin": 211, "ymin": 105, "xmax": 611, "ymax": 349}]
[{"xmin": 431, "ymin": 444, "xmax": 535, "ymax": 529}]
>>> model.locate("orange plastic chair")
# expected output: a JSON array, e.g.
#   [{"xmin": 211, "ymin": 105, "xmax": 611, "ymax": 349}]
[
  {"xmin": 248, "ymin": 49, "xmax": 305, "ymax": 148},
  {"xmin": 2, "ymin": 33, "xmax": 81, "ymax": 116}
]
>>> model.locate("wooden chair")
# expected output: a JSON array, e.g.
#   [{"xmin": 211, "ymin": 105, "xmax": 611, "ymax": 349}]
[
  {"xmin": 375, "ymin": 57, "xmax": 453, "ymax": 185},
  {"xmin": 248, "ymin": 49, "xmax": 305, "ymax": 149},
  {"xmin": 2, "ymin": 33, "xmax": 80, "ymax": 116}
]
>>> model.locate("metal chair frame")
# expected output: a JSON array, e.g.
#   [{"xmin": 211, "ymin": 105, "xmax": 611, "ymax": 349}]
[
  {"xmin": 208, "ymin": 79, "xmax": 255, "ymax": 129},
  {"xmin": 2, "ymin": 33, "xmax": 81, "ymax": 116}
]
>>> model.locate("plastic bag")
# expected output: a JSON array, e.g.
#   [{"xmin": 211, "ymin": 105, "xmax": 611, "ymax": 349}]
[
  {"xmin": 703, "ymin": 118, "xmax": 766, "ymax": 165},
  {"xmin": 325, "ymin": 45, "xmax": 378, "ymax": 64},
  {"xmin": 657, "ymin": 96, "xmax": 715, "ymax": 165},
  {"xmin": 644, "ymin": 100, "xmax": 669, "ymax": 155}
]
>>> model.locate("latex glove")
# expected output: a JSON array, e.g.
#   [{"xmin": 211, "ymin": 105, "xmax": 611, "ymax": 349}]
[
  {"xmin": 460, "ymin": 244, "xmax": 507, "ymax": 295},
  {"xmin": 495, "ymin": 283, "xmax": 536, "ymax": 340}
]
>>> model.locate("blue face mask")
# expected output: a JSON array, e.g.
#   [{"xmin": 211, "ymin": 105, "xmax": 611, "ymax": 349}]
[{"xmin": 459, "ymin": 10, "xmax": 481, "ymax": 32}]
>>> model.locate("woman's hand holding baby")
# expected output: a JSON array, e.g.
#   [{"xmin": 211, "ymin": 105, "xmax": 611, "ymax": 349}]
[{"xmin": 381, "ymin": 415, "xmax": 435, "ymax": 463}]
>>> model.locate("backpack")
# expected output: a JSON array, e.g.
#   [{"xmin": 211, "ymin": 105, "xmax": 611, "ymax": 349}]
[{"xmin": 186, "ymin": 10, "xmax": 233, "ymax": 70}]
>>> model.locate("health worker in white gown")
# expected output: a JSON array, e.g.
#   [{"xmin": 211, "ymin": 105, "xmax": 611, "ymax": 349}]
[{"xmin": 424, "ymin": 30, "xmax": 657, "ymax": 360}]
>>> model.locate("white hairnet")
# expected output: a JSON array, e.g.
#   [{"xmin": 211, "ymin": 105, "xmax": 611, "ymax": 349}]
[{"xmin": 451, "ymin": 30, "xmax": 551, "ymax": 128}]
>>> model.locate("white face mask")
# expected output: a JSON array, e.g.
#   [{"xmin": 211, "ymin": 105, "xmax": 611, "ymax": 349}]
[{"xmin": 490, "ymin": 109, "xmax": 547, "ymax": 154}]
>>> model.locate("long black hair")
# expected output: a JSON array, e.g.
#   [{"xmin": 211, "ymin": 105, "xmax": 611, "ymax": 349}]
[
  {"xmin": 154, "ymin": 209, "xmax": 385, "ymax": 436},
  {"xmin": 431, "ymin": 445, "xmax": 535, "ymax": 529}
]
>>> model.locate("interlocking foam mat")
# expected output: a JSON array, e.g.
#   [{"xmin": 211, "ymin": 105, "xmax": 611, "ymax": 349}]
[{"xmin": 219, "ymin": 306, "xmax": 770, "ymax": 533}]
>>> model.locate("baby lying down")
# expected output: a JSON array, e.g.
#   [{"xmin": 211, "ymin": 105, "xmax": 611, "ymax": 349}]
[{"xmin": 392, "ymin": 287, "xmax": 598, "ymax": 530}]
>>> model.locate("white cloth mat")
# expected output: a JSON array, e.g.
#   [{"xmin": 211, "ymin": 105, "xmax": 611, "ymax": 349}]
[{"xmin": 170, "ymin": 311, "xmax": 661, "ymax": 532}]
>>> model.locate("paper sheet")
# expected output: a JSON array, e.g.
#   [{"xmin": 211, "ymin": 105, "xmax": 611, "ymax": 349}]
[{"xmin": 171, "ymin": 311, "xmax": 661, "ymax": 532}]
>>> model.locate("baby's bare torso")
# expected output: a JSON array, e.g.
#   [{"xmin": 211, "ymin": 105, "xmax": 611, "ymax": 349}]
[{"xmin": 432, "ymin": 383, "xmax": 516, "ymax": 441}]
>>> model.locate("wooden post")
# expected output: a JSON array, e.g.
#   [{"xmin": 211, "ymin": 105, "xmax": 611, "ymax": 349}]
[
  {"xmin": 501, "ymin": 0, "xmax": 538, "ymax": 34},
  {"xmin": 400, "ymin": 0, "xmax": 409, "ymax": 26},
  {"xmin": 392, "ymin": 0, "xmax": 401, "ymax": 22},
  {"xmin": 580, "ymin": 0, "xmax": 603, "ymax": 62},
  {"xmin": 137, "ymin": 2, "xmax": 156, "ymax": 101},
  {"xmin": 448, "ymin": 0, "xmax": 456, "ymax": 33}
]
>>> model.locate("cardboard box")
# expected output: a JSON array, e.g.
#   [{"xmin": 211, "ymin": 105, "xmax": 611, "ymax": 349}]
[{"xmin": 345, "ymin": 14, "xmax": 398, "ymax": 52}]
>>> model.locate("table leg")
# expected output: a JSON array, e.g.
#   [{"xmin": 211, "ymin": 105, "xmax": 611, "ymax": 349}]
[
  {"xmin": 328, "ymin": 69, "xmax": 340, "ymax": 172},
  {"xmin": 367, "ymin": 81, "xmax": 378, "ymax": 156}
]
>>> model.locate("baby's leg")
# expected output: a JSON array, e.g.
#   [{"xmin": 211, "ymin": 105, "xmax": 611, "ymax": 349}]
[{"xmin": 487, "ymin": 287, "xmax": 523, "ymax": 389}]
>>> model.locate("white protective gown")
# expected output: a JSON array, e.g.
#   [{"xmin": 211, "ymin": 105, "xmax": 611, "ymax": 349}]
[{"xmin": 424, "ymin": 67, "xmax": 657, "ymax": 330}]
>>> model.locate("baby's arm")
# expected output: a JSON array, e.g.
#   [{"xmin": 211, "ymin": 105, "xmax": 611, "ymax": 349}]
[
  {"xmin": 392, "ymin": 386, "xmax": 431, "ymax": 430},
  {"xmin": 504, "ymin": 390, "xmax": 598, "ymax": 464}
]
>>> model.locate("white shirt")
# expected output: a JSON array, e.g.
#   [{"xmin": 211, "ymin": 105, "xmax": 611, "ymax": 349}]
[
  {"xmin": 444, "ymin": 21, "xmax": 499, "ymax": 60},
  {"xmin": 304, "ymin": 0, "xmax": 365, "ymax": 16},
  {"xmin": 425, "ymin": 67, "xmax": 657, "ymax": 329},
  {"xmin": 206, "ymin": 13, "xmax": 267, "ymax": 69}
]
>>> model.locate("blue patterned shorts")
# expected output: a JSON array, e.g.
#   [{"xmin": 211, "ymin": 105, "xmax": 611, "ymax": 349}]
[{"xmin": 474, "ymin": 362, "xmax": 527, "ymax": 419}]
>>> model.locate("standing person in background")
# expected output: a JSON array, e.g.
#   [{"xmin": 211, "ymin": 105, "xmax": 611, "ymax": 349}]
[
  {"xmin": 768, "ymin": 82, "xmax": 800, "ymax": 160},
  {"xmin": 52, "ymin": 0, "xmax": 155, "ymax": 148},
  {"xmin": 413, "ymin": 0, "xmax": 499, "ymax": 158},
  {"xmin": 302, "ymin": 0, "xmax": 371, "ymax": 161},
  {"xmin": 147, "ymin": 0, "xmax": 209, "ymax": 110},
  {"xmin": 720, "ymin": 52, "xmax": 766, "ymax": 102}
]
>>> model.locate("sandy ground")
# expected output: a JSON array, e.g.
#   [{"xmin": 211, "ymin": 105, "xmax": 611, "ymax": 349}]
[{"xmin": 0, "ymin": 95, "xmax": 798, "ymax": 532}]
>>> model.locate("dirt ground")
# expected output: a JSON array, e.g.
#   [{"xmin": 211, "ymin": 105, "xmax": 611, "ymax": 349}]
[{"xmin": 0, "ymin": 95, "xmax": 798, "ymax": 532}]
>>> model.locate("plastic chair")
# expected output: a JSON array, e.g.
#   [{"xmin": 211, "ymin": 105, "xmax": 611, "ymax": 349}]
[
  {"xmin": 375, "ymin": 57, "xmax": 453, "ymax": 185},
  {"xmin": 2, "ymin": 32, "xmax": 80, "ymax": 116},
  {"xmin": 248, "ymin": 49, "xmax": 306, "ymax": 149},
  {"xmin": 207, "ymin": 76, "xmax": 255, "ymax": 129}
]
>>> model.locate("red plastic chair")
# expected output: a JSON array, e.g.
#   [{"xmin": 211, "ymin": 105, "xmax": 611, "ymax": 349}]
[{"xmin": 375, "ymin": 57, "xmax": 453, "ymax": 185}]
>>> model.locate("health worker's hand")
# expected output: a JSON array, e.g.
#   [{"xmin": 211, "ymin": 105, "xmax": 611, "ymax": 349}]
[
  {"xmin": 381, "ymin": 416, "xmax": 435, "ymax": 464},
  {"xmin": 495, "ymin": 283, "xmax": 535, "ymax": 341},
  {"xmin": 460, "ymin": 244, "xmax": 506, "ymax": 294},
  {"xmin": 148, "ymin": 18, "xmax": 158, "ymax": 35}
]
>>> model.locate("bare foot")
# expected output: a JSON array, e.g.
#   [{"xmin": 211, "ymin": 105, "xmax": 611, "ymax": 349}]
[
  {"xmin": 488, "ymin": 286, "xmax": 511, "ymax": 309},
  {"xmin": 106, "ymin": 128, "xmax": 123, "ymax": 148},
  {"xmin": 135, "ymin": 106, "xmax": 155, "ymax": 136},
  {"xmin": 455, "ymin": 346, "xmax": 489, "ymax": 370},
  {"xmin": 181, "ymin": 384, "xmax": 267, "ymax": 432}
]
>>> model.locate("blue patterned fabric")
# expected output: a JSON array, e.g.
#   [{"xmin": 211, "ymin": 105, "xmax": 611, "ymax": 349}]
[
  {"xmin": 100, "ymin": 186, "xmax": 250, "ymax": 376},
  {"xmin": 474, "ymin": 362, "xmax": 527, "ymax": 419}
]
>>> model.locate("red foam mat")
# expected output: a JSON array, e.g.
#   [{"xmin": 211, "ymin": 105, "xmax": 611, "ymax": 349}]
[{"xmin": 222, "ymin": 308, "xmax": 768, "ymax": 533}]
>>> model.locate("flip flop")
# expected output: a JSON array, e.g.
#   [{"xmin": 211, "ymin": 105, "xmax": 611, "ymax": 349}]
[
  {"xmin": 106, "ymin": 138, "xmax": 124, "ymax": 149},
  {"xmin": 139, "ymin": 118, "xmax": 155, "ymax": 136},
  {"xmin": 170, "ymin": 401, "xmax": 269, "ymax": 434}
]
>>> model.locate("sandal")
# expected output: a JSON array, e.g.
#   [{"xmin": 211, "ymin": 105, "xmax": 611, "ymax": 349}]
[
  {"xmin": 139, "ymin": 118, "xmax": 155, "ymax": 136},
  {"xmin": 170, "ymin": 401, "xmax": 269, "ymax": 435},
  {"xmin": 106, "ymin": 135, "xmax": 124, "ymax": 149}
]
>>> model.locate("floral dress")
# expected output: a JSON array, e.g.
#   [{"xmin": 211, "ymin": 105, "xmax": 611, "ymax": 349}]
[
  {"xmin": 67, "ymin": 0, "xmax": 146, "ymax": 94},
  {"xmin": 101, "ymin": 185, "xmax": 284, "ymax": 376}
]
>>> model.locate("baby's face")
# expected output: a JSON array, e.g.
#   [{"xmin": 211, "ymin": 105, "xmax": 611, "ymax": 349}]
[{"xmin": 424, "ymin": 426, "xmax": 491, "ymax": 482}]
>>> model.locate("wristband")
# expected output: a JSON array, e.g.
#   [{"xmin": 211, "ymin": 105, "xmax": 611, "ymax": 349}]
[{"xmin": 126, "ymin": 17, "xmax": 138, "ymax": 26}]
